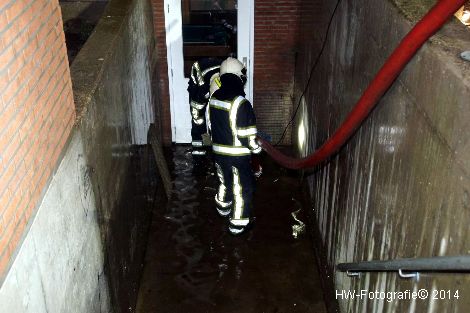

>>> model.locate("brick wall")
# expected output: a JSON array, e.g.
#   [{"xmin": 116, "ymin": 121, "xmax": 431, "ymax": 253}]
[
  {"xmin": 0, "ymin": 0, "xmax": 74, "ymax": 280},
  {"xmin": 150, "ymin": 0, "xmax": 172, "ymax": 145},
  {"xmin": 254, "ymin": 0, "xmax": 301, "ymax": 145}
]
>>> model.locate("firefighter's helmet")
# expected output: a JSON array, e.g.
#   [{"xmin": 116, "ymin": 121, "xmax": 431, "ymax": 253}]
[{"xmin": 220, "ymin": 57, "xmax": 246, "ymax": 83}]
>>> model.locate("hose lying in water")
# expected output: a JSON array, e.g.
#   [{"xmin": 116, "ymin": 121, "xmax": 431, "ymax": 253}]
[{"xmin": 257, "ymin": 0, "xmax": 466, "ymax": 170}]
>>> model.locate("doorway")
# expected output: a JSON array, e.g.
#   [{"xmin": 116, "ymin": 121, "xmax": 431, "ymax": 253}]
[{"xmin": 164, "ymin": 0, "xmax": 254, "ymax": 143}]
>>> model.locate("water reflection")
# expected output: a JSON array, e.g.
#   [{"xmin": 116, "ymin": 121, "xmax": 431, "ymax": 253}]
[{"xmin": 378, "ymin": 125, "xmax": 405, "ymax": 154}]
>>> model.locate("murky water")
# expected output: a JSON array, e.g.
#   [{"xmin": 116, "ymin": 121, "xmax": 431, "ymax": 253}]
[{"xmin": 136, "ymin": 146, "xmax": 327, "ymax": 313}]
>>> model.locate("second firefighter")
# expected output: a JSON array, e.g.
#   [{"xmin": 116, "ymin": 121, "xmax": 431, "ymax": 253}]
[{"xmin": 187, "ymin": 58, "xmax": 221, "ymax": 155}]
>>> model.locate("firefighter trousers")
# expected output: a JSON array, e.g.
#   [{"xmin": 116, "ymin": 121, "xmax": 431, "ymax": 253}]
[{"xmin": 214, "ymin": 154, "xmax": 254, "ymax": 228}]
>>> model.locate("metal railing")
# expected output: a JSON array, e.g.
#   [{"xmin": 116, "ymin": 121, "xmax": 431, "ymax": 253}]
[{"xmin": 337, "ymin": 255, "xmax": 470, "ymax": 280}]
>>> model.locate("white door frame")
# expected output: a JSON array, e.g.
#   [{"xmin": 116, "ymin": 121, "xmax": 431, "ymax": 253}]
[
  {"xmin": 164, "ymin": 0, "xmax": 255, "ymax": 143},
  {"xmin": 237, "ymin": 0, "xmax": 254, "ymax": 103},
  {"xmin": 164, "ymin": 0, "xmax": 191, "ymax": 143}
]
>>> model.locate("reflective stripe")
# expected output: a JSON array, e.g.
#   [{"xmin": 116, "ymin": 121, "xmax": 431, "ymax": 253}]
[
  {"xmin": 216, "ymin": 163, "xmax": 224, "ymax": 182},
  {"xmin": 215, "ymin": 196, "xmax": 232, "ymax": 208},
  {"xmin": 190, "ymin": 100, "xmax": 205, "ymax": 110},
  {"xmin": 206, "ymin": 104, "xmax": 211, "ymax": 132},
  {"xmin": 192, "ymin": 141, "xmax": 203, "ymax": 147},
  {"xmin": 215, "ymin": 163, "xmax": 232, "ymax": 208},
  {"xmin": 228, "ymin": 225, "xmax": 244, "ymax": 234},
  {"xmin": 251, "ymin": 145, "xmax": 262, "ymax": 154},
  {"xmin": 193, "ymin": 117, "xmax": 204, "ymax": 125},
  {"xmin": 191, "ymin": 106, "xmax": 204, "ymax": 124},
  {"xmin": 216, "ymin": 162, "xmax": 226, "ymax": 202},
  {"xmin": 212, "ymin": 144, "xmax": 250, "ymax": 156},
  {"xmin": 191, "ymin": 150, "xmax": 206, "ymax": 155},
  {"xmin": 210, "ymin": 99, "xmax": 231, "ymax": 111},
  {"xmin": 232, "ymin": 166, "xmax": 244, "ymax": 220},
  {"xmin": 230, "ymin": 218, "xmax": 250, "ymax": 226},
  {"xmin": 194, "ymin": 62, "xmax": 204, "ymax": 86},
  {"xmin": 215, "ymin": 76, "xmax": 221, "ymax": 87},
  {"xmin": 217, "ymin": 206, "xmax": 232, "ymax": 217},
  {"xmin": 249, "ymin": 136, "xmax": 261, "ymax": 153},
  {"xmin": 237, "ymin": 127, "xmax": 257, "ymax": 137},
  {"xmin": 202, "ymin": 65, "xmax": 220, "ymax": 76},
  {"xmin": 190, "ymin": 65, "xmax": 197, "ymax": 85},
  {"xmin": 191, "ymin": 108, "xmax": 199, "ymax": 119},
  {"xmin": 230, "ymin": 96, "xmax": 246, "ymax": 147}
]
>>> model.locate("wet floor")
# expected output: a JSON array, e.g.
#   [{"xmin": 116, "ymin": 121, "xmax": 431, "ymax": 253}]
[{"xmin": 136, "ymin": 146, "xmax": 327, "ymax": 313}]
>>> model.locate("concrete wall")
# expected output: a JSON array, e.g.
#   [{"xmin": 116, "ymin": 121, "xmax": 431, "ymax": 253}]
[
  {"xmin": 295, "ymin": 0, "xmax": 470, "ymax": 312},
  {"xmin": 0, "ymin": 133, "xmax": 111, "ymax": 312},
  {"xmin": 0, "ymin": 0, "xmax": 158, "ymax": 311}
]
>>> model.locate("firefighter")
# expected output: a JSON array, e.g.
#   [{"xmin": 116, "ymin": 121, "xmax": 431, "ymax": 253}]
[
  {"xmin": 207, "ymin": 74, "xmax": 262, "ymax": 178},
  {"xmin": 187, "ymin": 58, "xmax": 222, "ymax": 155},
  {"xmin": 208, "ymin": 57, "xmax": 261, "ymax": 235}
]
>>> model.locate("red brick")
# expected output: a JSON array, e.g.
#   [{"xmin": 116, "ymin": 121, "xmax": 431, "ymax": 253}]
[
  {"xmin": 7, "ymin": 215, "xmax": 26, "ymax": 259},
  {"xmin": 4, "ymin": 1, "xmax": 23, "ymax": 23},
  {"xmin": 0, "ymin": 253, "xmax": 9, "ymax": 278},
  {"xmin": 0, "ymin": 10, "xmax": 9, "ymax": 34},
  {"xmin": 0, "ymin": 189, "xmax": 11, "ymax": 215},
  {"xmin": 0, "ymin": 200, "xmax": 17, "ymax": 237}
]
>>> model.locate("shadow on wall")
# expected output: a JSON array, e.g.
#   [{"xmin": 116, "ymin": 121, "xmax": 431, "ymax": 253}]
[
  {"xmin": 59, "ymin": 0, "xmax": 109, "ymax": 64},
  {"xmin": 93, "ymin": 146, "xmax": 161, "ymax": 312}
]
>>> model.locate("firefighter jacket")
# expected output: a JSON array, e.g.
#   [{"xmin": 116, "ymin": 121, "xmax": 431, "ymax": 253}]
[{"xmin": 208, "ymin": 74, "xmax": 261, "ymax": 156}]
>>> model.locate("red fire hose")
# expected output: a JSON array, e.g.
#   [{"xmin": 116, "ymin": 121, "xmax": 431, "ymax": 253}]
[{"xmin": 258, "ymin": 0, "xmax": 465, "ymax": 170}]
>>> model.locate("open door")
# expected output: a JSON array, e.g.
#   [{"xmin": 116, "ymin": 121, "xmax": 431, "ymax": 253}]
[{"xmin": 164, "ymin": 0, "xmax": 254, "ymax": 143}]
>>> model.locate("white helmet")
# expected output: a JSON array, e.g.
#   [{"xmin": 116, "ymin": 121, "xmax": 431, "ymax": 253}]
[{"xmin": 220, "ymin": 57, "xmax": 246, "ymax": 80}]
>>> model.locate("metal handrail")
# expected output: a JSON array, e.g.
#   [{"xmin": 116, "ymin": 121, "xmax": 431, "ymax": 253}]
[{"xmin": 337, "ymin": 255, "xmax": 470, "ymax": 279}]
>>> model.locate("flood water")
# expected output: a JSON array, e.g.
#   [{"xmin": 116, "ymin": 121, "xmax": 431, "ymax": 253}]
[{"xmin": 136, "ymin": 146, "xmax": 327, "ymax": 313}]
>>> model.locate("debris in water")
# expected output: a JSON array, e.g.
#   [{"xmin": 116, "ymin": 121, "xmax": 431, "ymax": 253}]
[
  {"xmin": 460, "ymin": 51, "xmax": 470, "ymax": 62},
  {"xmin": 292, "ymin": 209, "xmax": 306, "ymax": 239},
  {"xmin": 291, "ymin": 198, "xmax": 306, "ymax": 239}
]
